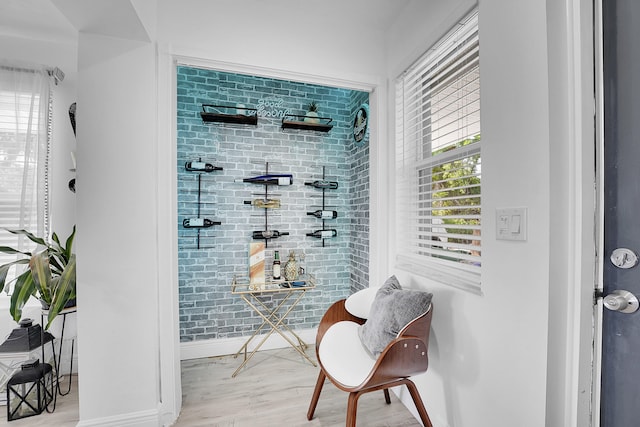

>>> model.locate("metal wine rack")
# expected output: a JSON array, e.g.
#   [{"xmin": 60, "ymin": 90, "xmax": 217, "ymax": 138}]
[
  {"xmin": 305, "ymin": 166, "xmax": 338, "ymax": 247},
  {"xmin": 180, "ymin": 157, "xmax": 223, "ymax": 249},
  {"xmin": 239, "ymin": 162, "xmax": 289, "ymax": 248}
]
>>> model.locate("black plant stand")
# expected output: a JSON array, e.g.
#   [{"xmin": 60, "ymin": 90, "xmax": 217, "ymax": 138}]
[{"xmin": 40, "ymin": 307, "xmax": 76, "ymax": 396}]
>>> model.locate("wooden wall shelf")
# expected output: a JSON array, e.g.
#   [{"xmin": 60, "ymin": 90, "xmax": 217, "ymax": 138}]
[
  {"xmin": 281, "ymin": 114, "xmax": 333, "ymax": 132},
  {"xmin": 201, "ymin": 104, "xmax": 258, "ymax": 126}
]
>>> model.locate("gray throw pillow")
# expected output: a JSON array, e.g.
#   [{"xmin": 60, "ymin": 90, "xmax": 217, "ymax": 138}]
[{"xmin": 357, "ymin": 276, "xmax": 432, "ymax": 357}]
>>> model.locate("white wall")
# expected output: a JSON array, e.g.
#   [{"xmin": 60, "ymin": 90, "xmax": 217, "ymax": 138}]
[
  {"xmin": 123, "ymin": 0, "xmax": 594, "ymax": 425},
  {"xmin": 0, "ymin": 8, "xmax": 166, "ymax": 425},
  {"xmin": 1, "ymin": 0, "xmax": 595, "ymax": 426},
  {"xmin": 157, "ymin": 1, "xmax": 564, "ymax": 427},
  {"xmin": 385, "ymin": 0, "xmax": 585, "ymax": 426},
  {"xmin": 72, "ymin": 0, "xmax": 414, "ymax": 424},
  {"xmin": 158, "ymin": 0, "xmax": 394, "ymax": 85},
  {"xmin": 74, "ymin": 31, "xmax": 161, "ymax": 425}
]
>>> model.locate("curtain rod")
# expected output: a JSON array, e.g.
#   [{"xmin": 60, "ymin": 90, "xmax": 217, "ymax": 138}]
[
  {"xmin": 0, "ymin": 63, "xmax": 65, "ymax": 85},
  {"xmin": 47, "ymin": 67, "xmax": 65, "ymax": 85}
]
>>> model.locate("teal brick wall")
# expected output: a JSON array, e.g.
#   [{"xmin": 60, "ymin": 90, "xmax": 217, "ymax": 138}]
[
  {"xmin": 177, "ymin": 66, "xmax": 369, "ymax": 342},
  {"xmin": 347, "ymin": 92, "xmax": 370, "ymax": 293}
]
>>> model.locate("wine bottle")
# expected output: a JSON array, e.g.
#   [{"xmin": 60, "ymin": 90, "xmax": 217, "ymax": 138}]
[
  {"xmin": 244, "ymin": 199, "xmax": 281, "ymax": 209},
  {"xmin": 235, "ymin": 174, "xmax": 293, "ymax": 186},
  {"xmin": 307, "ymin": 210, "xmax": 338, "ymax": 219},
  {"xmin": 304, "ymin": 180, "xmax": 338, "ymax": 190},
  {"xmin": 252, "ymin": 230, "xmax": 290, "ymax": 240},
  {"xmin": 306, "ymin": 229, "xmax": 338, "ymax": 239},
  {"xmin": 273, "ymin": 250, "xmax": 281, "ymax": 280},
  {"xmin": 185, "ymin": 161, "xmax": 223, "ymax": 172},
  {"xmin": 183, "ymin": 218, "xmax": 221, "ymax": 228}
]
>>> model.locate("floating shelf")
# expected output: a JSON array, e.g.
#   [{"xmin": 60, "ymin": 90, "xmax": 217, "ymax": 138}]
[
  {"xmin": 281, "ymin": 114, "xmax": 333, "ymax": 132},
  {"xmin": 201, "ymin": 104, "xmax": 258, "ymax": 126}
]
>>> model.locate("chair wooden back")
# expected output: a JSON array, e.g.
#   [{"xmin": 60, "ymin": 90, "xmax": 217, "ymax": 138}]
[
  {"xmin": 361, "ymin": 304, "xmax": 433, "ymax": 389},
  {"xmin": 398, "ymin": 303, "xmax": 433, "ymax": 344}
]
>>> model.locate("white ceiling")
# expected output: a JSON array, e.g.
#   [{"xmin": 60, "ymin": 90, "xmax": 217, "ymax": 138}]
[
  {"xmin": 0, "ymin": 0, "xmax": 77, "ymax": 43},
  {"xmin": 0, "ymin": 0, "xmax": 151, "ymax": 43},
  {"xmin": 51, "ymin": 0, "xmax": 150, "ymax": 42},
  {"xmin": 0, "ymin": 0, "xmax": 413, "ymax": 45}
]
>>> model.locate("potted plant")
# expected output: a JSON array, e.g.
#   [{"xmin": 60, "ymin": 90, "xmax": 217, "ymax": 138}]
[
  {"xmin": 0, "ymin": 226, "xmax": 76, "ymax": 329},
  {"xmin": 304, "ymin": 101, "xmax": 320, "ymax": 123}
]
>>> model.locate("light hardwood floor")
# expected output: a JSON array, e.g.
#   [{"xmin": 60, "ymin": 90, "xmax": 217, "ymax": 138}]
[
  {"xmin": 0, "ymin": 348, "xmax": 422, "ymax": 427},
  {"xmin": 0, "ymin": 375, "xmax": 78, "ymax": 427}
]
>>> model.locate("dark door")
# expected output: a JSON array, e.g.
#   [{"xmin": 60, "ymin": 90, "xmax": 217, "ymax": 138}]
[{"xmin": 602, "ymin": 0, "xmax": 640, "ymax": 425}]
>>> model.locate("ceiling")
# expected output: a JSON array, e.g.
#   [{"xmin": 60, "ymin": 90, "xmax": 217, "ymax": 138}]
[
  {"xmin": 0, "ymin": 0, "xmax": 413, "ymax": 45},
  {"xmin": 0, "ymin": 0, "xmax": 77, "ymax": 43},
  {"xmin": 0, "ymin": 0, "xmax": 149, "ymax": 43}
]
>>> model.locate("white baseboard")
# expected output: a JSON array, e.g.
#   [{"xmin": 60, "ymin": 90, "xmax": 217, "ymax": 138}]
[
  {"xmin": 75, "ymin": 407, "xmax": 159, "ymax": 427},
  {"xmin": 180, "ymin": 328, "xmax": 317, "ymax": 360}
]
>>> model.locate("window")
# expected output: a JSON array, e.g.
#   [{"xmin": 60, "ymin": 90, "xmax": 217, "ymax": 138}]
[
  {"xmin": 395, "ymin": 9, "xmax": 481, "ymax": 292},
  {"xmin": 0, "ymin": 64, "xmax": 52, "ymax": 294}
]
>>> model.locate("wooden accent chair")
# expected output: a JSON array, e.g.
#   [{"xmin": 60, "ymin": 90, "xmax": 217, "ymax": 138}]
[{"xmin": 307, "ymin": 298, "xmax": 433, "ymax": 427}]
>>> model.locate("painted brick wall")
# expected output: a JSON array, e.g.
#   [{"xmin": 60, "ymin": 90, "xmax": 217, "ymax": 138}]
[
  {"xmin": 177, "ymin": 66, "xmax": 369, "ymax": 342},
  {"xmin": 347, "ymin": 92, "xmax": 370, "ymax": 293}
]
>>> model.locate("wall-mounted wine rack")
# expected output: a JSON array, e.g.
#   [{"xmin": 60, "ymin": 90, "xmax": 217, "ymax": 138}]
[
  {"xmin": 305, "ymin": 166, "xmax": 338, "ymax": 247},
  {"xmin": 236, "ymin": 162, "xmax": 291, "ymax": 248},
  {"xmin": 181, "ymin": 157, "xmax": 223, "ymax": 249}
]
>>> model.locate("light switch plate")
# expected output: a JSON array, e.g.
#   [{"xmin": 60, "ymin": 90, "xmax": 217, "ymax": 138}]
[{"xmin": 496, "ymin": 207, "xmax": 527, "ymax": 241}]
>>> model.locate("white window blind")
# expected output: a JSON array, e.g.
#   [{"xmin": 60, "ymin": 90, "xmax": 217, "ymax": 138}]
[
  {"xmin": 0, "ymin": 63, "xmax": 51, "ymax": 293},
  {"xmin": 395, "ymin": 9, "xmax": 481, "ymax": 292}
]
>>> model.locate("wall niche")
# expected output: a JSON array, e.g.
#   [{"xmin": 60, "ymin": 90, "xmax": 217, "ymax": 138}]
[{"xmin": 176, "ymin": 65, "xmax": 369, "ymax": 344}]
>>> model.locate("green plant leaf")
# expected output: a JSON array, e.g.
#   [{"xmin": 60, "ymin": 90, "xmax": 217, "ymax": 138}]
[
  {"xmin": 46, "ymin": 254, "xmax": 76, "ymax": 329},
  {"xmin": 4, "ymin": 228, "xmax": 48, "ymax": 247},
  {"xmin": 0, "ymin": 246, "xmax": 32, "ymax": 256},
  {"xmin": 0, "ymin": 264, "xmax": 7, "ymax": 294},
  {"xmin": 30, "ymin": 251, "xmax": 52, "ymax": 304},
  {"xmin": 0, "ymin": 259, "xmax": 29, "ymax": 293},
  {"xmin": 48, "ymin": 250, "xmax": 66, "ymax": 275},
  {"xmin": 50, "ymin": 231, "xmax": 64, "ymax": 255},
  {"xmin": 2, "ymin": 226, "xmax": 76, "ymax": 326},
  {"xmin": 63, "ymin": 226, "xmax": 76, "ymax": 260},
  {"xmin": 10, "ymin": 271, "xmax": 36, "ymax": 322}
]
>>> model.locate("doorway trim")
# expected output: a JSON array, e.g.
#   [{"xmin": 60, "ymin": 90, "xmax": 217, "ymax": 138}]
[
  {"xmin": 155, "ymin": 49, "xmax": 384, "ymax": 424},
  {"xmin": 545, "ymin": 0, "xmax": 598, "ymax": 426},
  {"xmin": 591, "ymin": 0, "xmax": 609, "ymax": 424}
]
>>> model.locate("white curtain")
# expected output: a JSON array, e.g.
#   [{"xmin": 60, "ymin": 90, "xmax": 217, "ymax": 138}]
[{"xmin": 0, "ymin": 62, "xmax": 51, "ymax": 284}]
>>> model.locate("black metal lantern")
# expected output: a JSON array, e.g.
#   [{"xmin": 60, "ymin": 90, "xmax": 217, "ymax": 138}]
[
  {"xmin": 0, "ymin": 318, "xmax": 56, "ymax": 408},
  {"xmin": 6, "ymin": 360, "xmax": 54, "ymax": 421},
  {"xmin": 0, "ymin": 318, "xmax": 54, "ymax": 353}
]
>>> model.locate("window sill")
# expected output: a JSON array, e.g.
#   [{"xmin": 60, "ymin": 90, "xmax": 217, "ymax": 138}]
[{"xmin": 395, "ymin": 256, "xmax": 482, "ymax": 296}]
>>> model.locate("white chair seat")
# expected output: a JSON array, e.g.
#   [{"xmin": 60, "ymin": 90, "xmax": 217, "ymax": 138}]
[
  {"xmin": 344, "ymin": 286, "xmax": 380, "ymax": 319},
  {"xmin": 318, "ymin": 321, "xmax": 376, "ymax": 388}
]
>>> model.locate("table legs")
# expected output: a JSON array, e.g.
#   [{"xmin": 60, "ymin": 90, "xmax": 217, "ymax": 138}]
[{"xmin": 232, "ymin": 290, "xmax": 316, "ymax": 377}]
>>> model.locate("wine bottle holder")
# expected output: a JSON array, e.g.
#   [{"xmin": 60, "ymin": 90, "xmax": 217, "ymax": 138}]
[
  {"xmin": 182, "ymin": 157, "xmax": 223, "ymax": 249},
  {"xmin": 238, "ymin": 162, "xmax": 291, "ymax": 248},
  {"xmin": 183, "ymin": 218, "xmax": 221, "ymax": 228},
  {"xmin": 306, "ymin": 166, "xmax": 338, "ymax": 247},
  {"xmin": 185, "ymin": 160, "xmax": 223, "ymax": 173}
]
